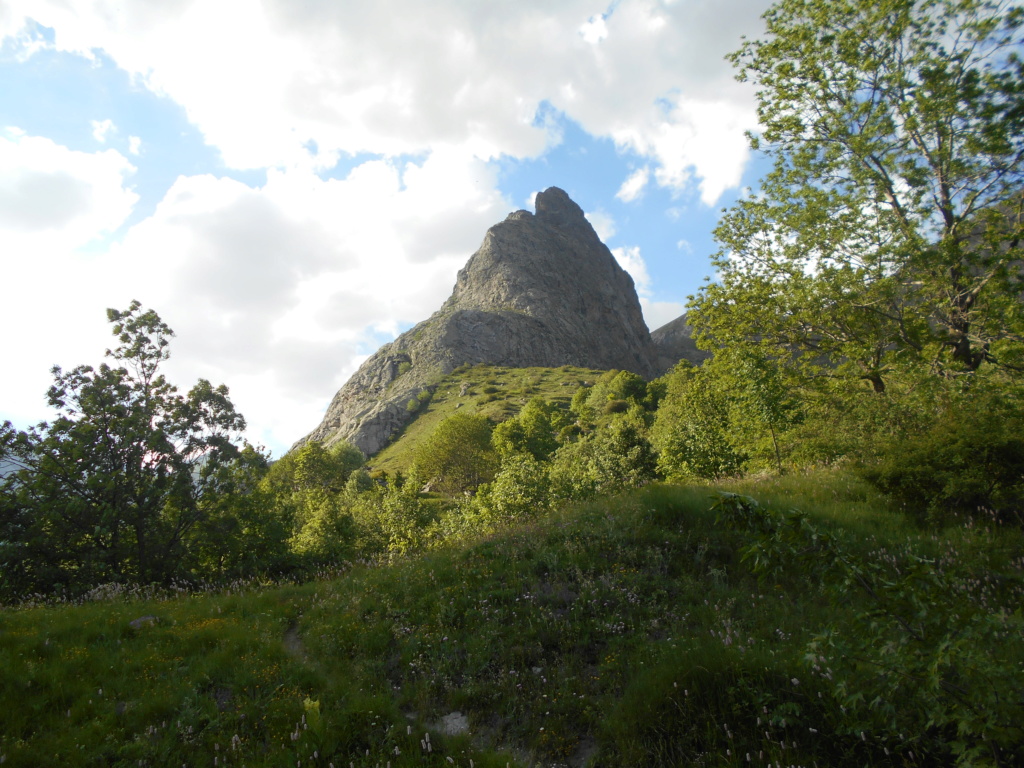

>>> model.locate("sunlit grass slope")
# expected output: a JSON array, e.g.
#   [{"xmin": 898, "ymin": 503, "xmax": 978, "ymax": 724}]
[
  {"xmin": 371, "ymin": 364, "xmax": 603, "ymax": 476},
  {"xmin": 2, "ymin": 471, "xmax": 1022, "ymax": 767}
]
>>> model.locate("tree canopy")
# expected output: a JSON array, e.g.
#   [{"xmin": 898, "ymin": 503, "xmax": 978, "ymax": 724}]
[
  {"xmin": 0, "ymin": 302, "xmax": 248, "ymax": 595},
  {"xmin": 691, "ymin": 0, "xmax": 1024, "ymax": 391},
  {"xmin": 412, "ymin": 413, "xmax": 498, "ymax": 494}
]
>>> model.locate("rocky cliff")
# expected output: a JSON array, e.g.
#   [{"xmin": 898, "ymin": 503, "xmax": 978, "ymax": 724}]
[
  {"xmin": 650, "ymin": 313, "xmax": 712, "ymax": 372},
  {"xmin": 297, "ymin": 187, "xmax": 671, "ymax": 456}
]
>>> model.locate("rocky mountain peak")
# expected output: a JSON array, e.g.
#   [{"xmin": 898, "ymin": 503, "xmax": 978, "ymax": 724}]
[
  {"xmin": 534, "ymin": 186, "xmax": 590, "ymax": 230},
  {"xmin": 297, "ymin": 187, "xmax": 680, "ymax": 457}
]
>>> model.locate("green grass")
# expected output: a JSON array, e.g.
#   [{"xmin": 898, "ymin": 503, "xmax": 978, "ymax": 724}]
[
  {"xmin": 371, "ymin": 364, "xmax": 602, "ymax": 476},
  {"xmin": 2, "ymin": 470, "xmax": 1022, "ymax": 766}
]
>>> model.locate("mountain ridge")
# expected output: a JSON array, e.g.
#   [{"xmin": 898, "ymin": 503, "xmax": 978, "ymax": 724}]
[{"xmin": 297, "ymin": 187, "xmax": 699, "ymax": 456}]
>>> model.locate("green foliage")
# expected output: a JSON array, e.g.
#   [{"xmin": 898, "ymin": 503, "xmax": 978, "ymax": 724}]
[
  {"xmin": 691, "ymin": 0, "xmax": 1024, "ymax": 392},
  {"xmin": 412, "ymin": 413, "xmax": 497, "ymax": 494},
  {"xmin": 2, "ymin": 473, "xmax": 1020, "ymax": 767},
  {"xmin": 350, "ymin": 475, "xmax": 429, "ymax": 556},
  {"xmin": 258, "ymin": 441, "xmax": 364, "ymax": 564},
  {"xmin": 371, "ymin": 365, "xmax": 600, "ymax": 477},
  {"xmin": 549, "ymin": 413, "xmax": 657, "ymax": 501},
  {"xmin": 601, "ymin": 645, "xmax": 825, "ymax": 767},
  {"xmin": 650, "ymin": 363, "xmax": 745, "ymax": 480},
  {"xmin": 188, "ymin": 444, "xmax": 294, "ymax": 578},
  {"xmin": 491, "ymin": 397, "xmax": 566, "ymax": 461},
  {"xmin": 259, "ymin": 441, "xmax": 363, "ymax": 498},
  {"xmin": 344, "ymin": 468, "xmax": 375, "ymax": 495},
  {"xmin": 406, "ymin": 387, "xmax": 433, "ymax": 413},
  {"xmin": 715, "ymin": 491, "xmax": 1024, "ymax": 766},
  {"xmin": 861, "ymin": 384, "xmax": 1024, "ymax": 524},
  {"xmin": 570, "ymin": 370, "xmax": 650, "ymax": 429},
  {"xmin": 475, "ymin": 453, "xmax": 551, "ymax": 523},
  {"xmin": 0, "ymin": 302, "xmax": 247, "ymax": 597}
]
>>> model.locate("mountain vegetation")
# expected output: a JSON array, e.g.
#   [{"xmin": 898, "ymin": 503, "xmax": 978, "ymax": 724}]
[{"xmin": 2, "ymin": 0, "xmax": 1024, "ymax": 765}]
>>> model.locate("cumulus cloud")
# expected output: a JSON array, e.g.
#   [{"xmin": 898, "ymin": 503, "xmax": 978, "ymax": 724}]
[
  {"xmin": 94, "ymin": 151, "xmax": 510, "ymax": 453},
  {"xmin": 0, "ymin": 0, "xmax": 773, "ymax": 452},
  {"xmin": 616, "ymin": 167, "xmax": 650, "ymax": 202},
  {"xmin": 585, "ymin": 209, "xmax": 616, "ymax": 243},
  {"xmin": 0, "ymin": 131, "xmax": 139, "ymax": 429},
  {"xmin": 612, "ymin": 245, "xmax": 652, "ymax": 294},
  {"xmin": 642, "ymin": 299, "xmax": 687, "ymax": 331},
  {"xmin": 1, "ymin": 0, "xmax": 768, "ymax": 200},
  {"xmin": 0, "ymin": 128, "xmax": 136, "ymax": 241},
  {"xmin": 611, "ymin": 244, "xmax": 686, "ymax": 331}
]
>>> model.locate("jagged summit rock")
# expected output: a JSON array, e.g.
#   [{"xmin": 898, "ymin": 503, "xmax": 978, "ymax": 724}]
[{"xmin": 297, "ymin": 187, "xmax": 663, "ymax": 457}]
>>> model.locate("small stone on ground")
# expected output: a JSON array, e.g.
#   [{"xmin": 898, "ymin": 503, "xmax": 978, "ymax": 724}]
[{"xmin": 440, "ymin": 711, "xmax": 469, "ymax": 736}]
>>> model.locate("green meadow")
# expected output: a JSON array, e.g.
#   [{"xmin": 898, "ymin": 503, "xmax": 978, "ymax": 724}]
[{"xmin": 3, "ymin": 471, "xmax": 1021, "ymax": 767}]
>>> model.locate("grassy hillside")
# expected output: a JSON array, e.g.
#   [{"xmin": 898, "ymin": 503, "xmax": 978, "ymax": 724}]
[
  {"xmin": 371, "ymin": 365, "xmax": 604, "ymax": 476},
  {"xmin": 3, "ymin": 470, "xmax": 1021, "ymax": 767}
]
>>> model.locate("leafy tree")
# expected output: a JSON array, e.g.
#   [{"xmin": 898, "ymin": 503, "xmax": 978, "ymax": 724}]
[
  {"xmin": 256, "ymin": 441, "xmax": 363, "ymax": 564},
  {"xmin": 261, "ymin": 441, "xmax": 363, "ymax": 498},
  {"xmin": 651, "ymin": 363, "xmax": 746, "ymax": 480},
  {"xmin": 720, "ymin": 349, "xmax": 801, "ymax": 473},
  {"xmin": 491, "ymin": 397, "xmax": 567, "ymax": 461},
  {"xmin": 412, "ymin": 413, "xmax": 497, "ymax": 494},
  {"xmin": 691, "ymin": 0, "xmax": 1024, "ymax": 391},
  {"xmin": 188, "ymin": 444, "xmax": 295, "ymax": 578},
  {"xmin": 860, "ymin": 377, "xmax": 1024, "ymax": 523},
  {"xmin": 349, "ymin": 475, "xmax": 428, "ymax": 556},
  {"xmin": 571, "ymin": 370, "xmax": 650, "ymax": 427},
  {"xmin": 0, "ymin": 302, "xmax": 246, "ymax": 596},
  {"xmin": 476, "ymin": 453, "xmax": 551, "ymax": 523},
  {"xmin": 549, "ymin": 413, "xmax": 657, "ymax": 501}
]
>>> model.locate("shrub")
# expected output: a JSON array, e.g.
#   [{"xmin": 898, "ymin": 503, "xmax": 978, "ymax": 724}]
[
  {"xmin": 862, "ymin": 419, "xmax": 1024, "ymax": 525},
  {"xmin": 604, "ymin": 399, "xmax": 629, "ymax": 414}
]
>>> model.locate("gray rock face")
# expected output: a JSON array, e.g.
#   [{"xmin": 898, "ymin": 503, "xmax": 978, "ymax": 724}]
[
  {"xmin": 650, "ymin": 313, "xmax": 711, "ymax": 374},
  {"xmin": 297, "ymin": 187, "xmax": 661, "ymax": 457}
]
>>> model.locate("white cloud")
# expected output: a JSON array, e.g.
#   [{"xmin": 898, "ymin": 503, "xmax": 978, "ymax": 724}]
[
  {"xmin": 584, "ymin": 209, "xmax": 616, "ymax": 243},
  {"xmin": 580, "ymin": 14, "xmax": 609, "ymax": 44},
  {"xmin": 82, "ymin": 150, "xmax": 508, "ymax": 454},
  {"xmin": 610, "ymin": 243, "xmax": 686, "ymax": 330},
  {"xmin": 0, "ymin": 131, "xmax": 139, "ymax": 430},
  {"xmin": 616, "ymin": 166, "xmax": 650, "ymax": 202},
  {"xmin": 91, "ymin": 118, "xmax": 115, "ymax": 142},
  {"xmin": 0, "ymin": 0, "xmax": 774, "ymax": 453},
  {"xmin": 642, "ymin": 299, "xmax": 687, "ymax": 331},
  {"xmin": 0, "ymin": 128, "xmax": 136, "ymax": 242},
  {"xmin": 612, "ymin": 245, "xmax": 652, "ymax": 294},
  {"xmin": 612, "ymin": 96, "xmax": 757, "ymax": 205},
  {"xmin": 1, "ymin": 0, "xmax": 768, "ymax": 199}
]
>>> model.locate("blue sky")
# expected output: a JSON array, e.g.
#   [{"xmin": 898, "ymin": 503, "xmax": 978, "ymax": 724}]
[{"xmin": 0, "ymin": 0, "xmax": 772, "ymax": 456}]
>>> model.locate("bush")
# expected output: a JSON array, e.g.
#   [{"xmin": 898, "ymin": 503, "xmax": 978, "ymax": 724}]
[
  {"xmin": 412, "ymin": 413, "xmax": 498, "ymax": 494},
  {"xmin": 650, "ymin": 363, "xmax": 745, "ymax": 480},
  {"xmin": 715, "ymin": 492, "xmax": 1024, "ymax": 766},
  {"xmin": 862, "ymin": 416, "xmax": 1024, "ymax": 525},
  {"xmin": 475, "ymin": 454, "xmax": 550, "ymax": 524}
]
